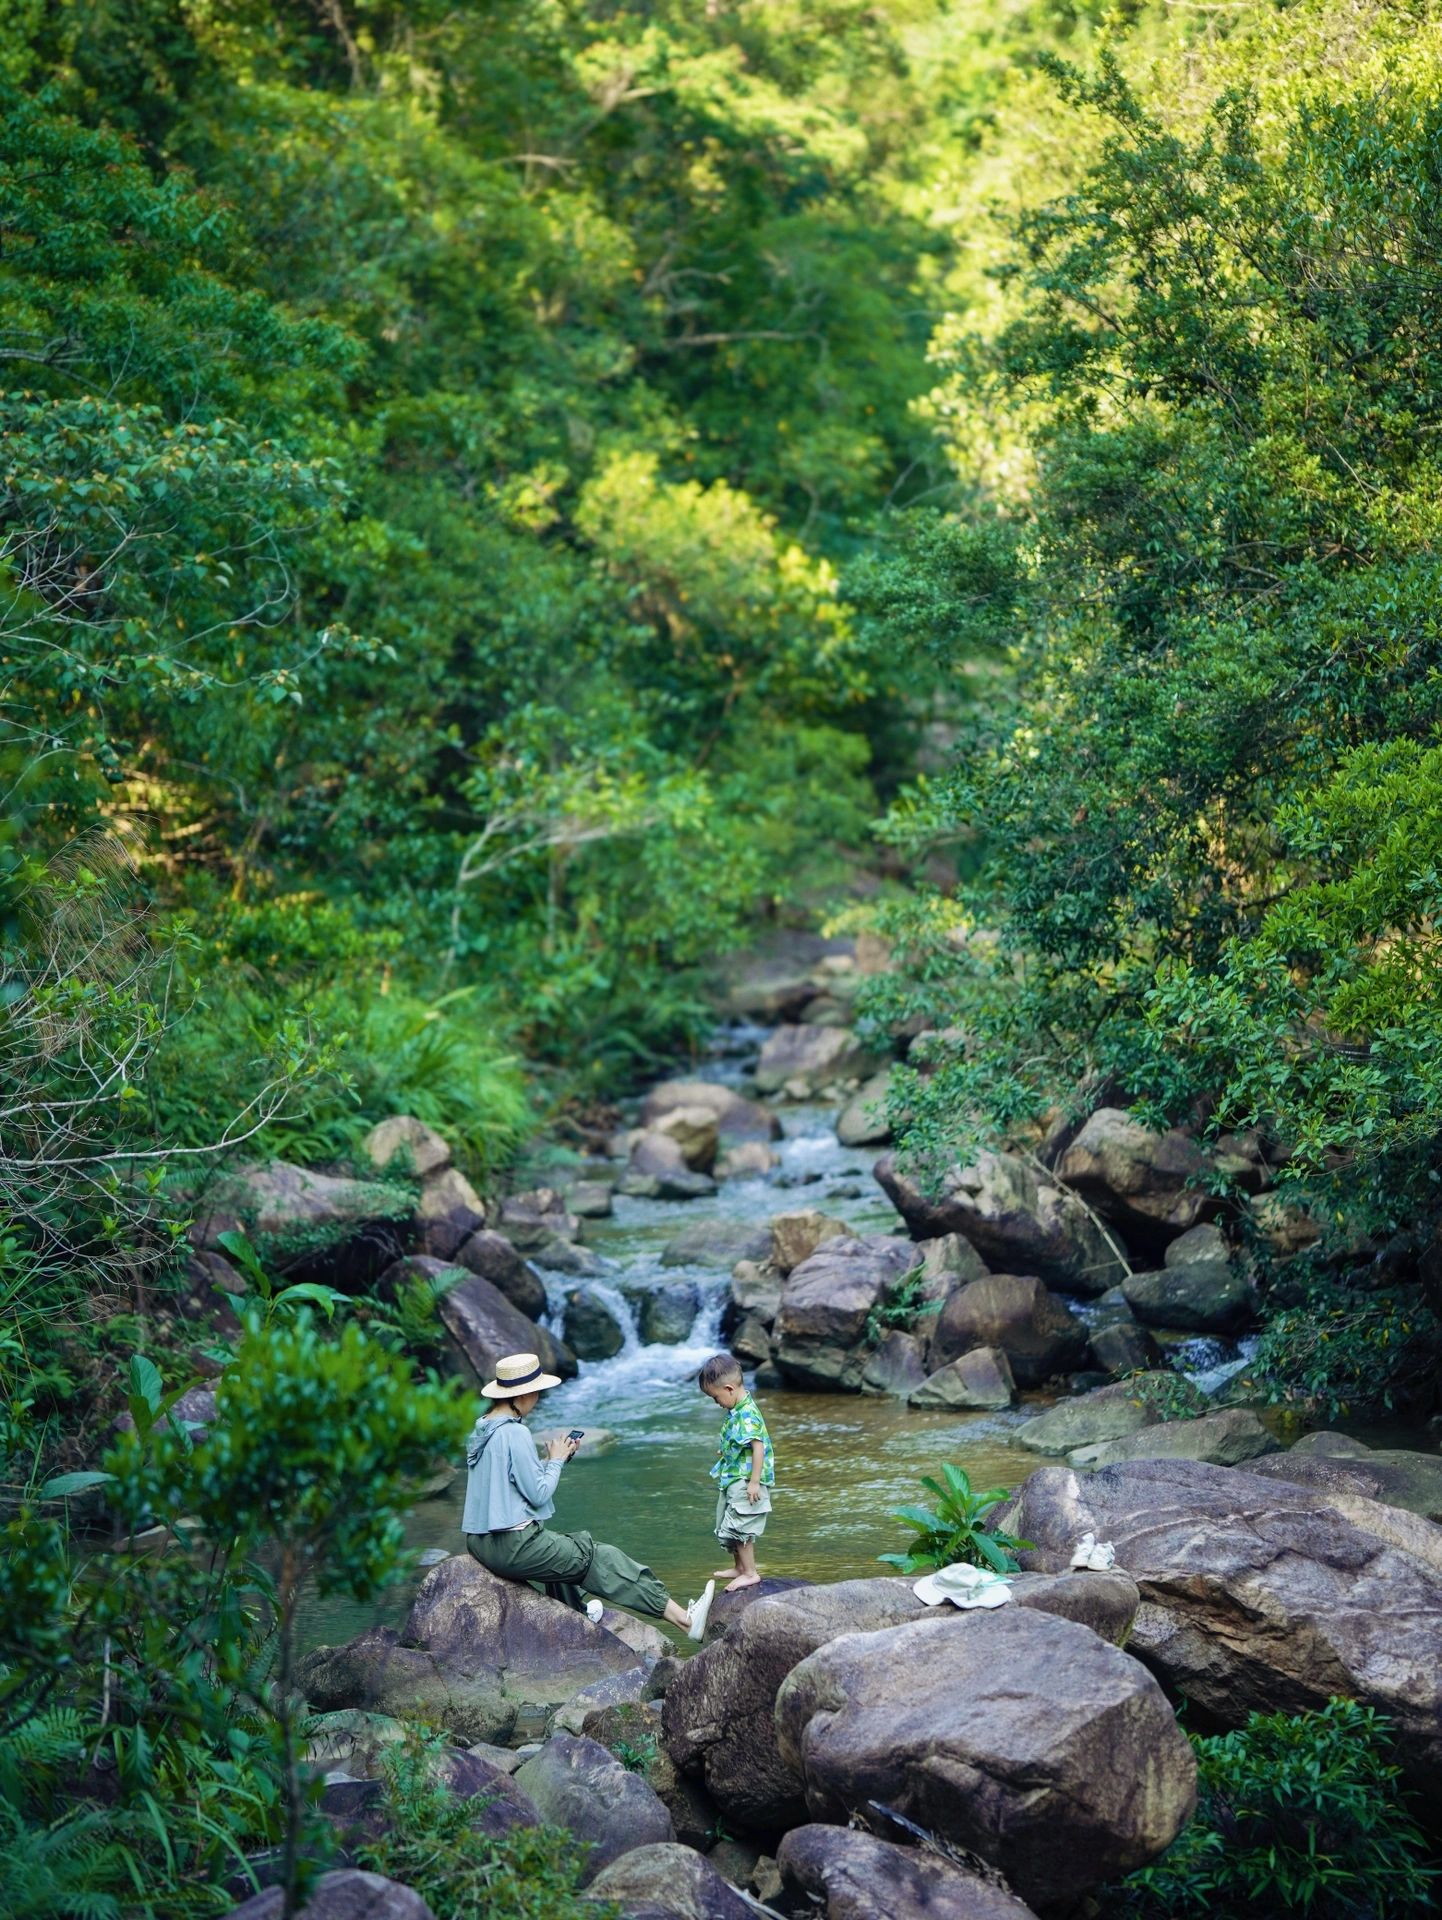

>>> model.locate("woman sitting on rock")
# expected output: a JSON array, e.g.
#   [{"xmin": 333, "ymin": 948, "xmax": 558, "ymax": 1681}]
[{"xmin": 463, "ymin": 1352, "xmax": 713, "ymax": 1641}]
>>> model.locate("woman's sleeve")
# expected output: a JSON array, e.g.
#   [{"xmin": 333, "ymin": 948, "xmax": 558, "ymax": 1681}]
[{"xmin": 506, "ymin": 1424, "xmax": 562, "ymax": 1508}]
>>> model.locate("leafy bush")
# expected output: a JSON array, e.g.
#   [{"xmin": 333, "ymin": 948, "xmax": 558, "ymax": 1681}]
[
  {"xmin": 1250, "ymin": 1285, "xmax": 1441, "ymax": 1422},
  {"xmin": 879, "ymin": 1463, "xmax": 1032, "ymax": 1575},
  {"xmin": 864, "ymin": 1269, "xmax": 942, "ymax": 1346},
  {"xmin": 1121, "ymin": 1700, "xmax": 1438, "ymax": 1920},
  {"xmin": 358, "ymin": 1730, "xmax": 615, "ymax": 1920}
]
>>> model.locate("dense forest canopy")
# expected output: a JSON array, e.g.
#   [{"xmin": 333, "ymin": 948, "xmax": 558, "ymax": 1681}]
[{"xmin": 5, "ymin": 0, "xmax": 1442, "ymax": 1911}]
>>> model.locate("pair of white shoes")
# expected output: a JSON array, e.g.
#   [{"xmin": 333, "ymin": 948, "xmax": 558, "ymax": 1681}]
[
  {"xmin": 1070, "ymin": 1532, "xmax": 1116, "ymax": 1571},
  {"xmin": 583, "ymin": 1577, "xmax": 715, "ymax": 1642}
]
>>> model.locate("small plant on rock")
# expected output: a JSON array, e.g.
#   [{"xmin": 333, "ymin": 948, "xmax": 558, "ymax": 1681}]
[
  {"xmin": 878, "ymin": 1462, "xmax": 1031, "ymax": 1575},
  {"xmin": 863, "ymin": 1269, "xmax": 941, "ymax": 1346}
]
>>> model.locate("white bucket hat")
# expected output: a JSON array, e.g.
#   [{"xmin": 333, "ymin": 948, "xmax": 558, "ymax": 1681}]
[
  {"xmin": 482, "ymin": 1351, "xmax": 562, "ymax": 1399},
  {"xmin": 912, "ymin": 1562, "xmax": 1013, "ymax": 1609}
]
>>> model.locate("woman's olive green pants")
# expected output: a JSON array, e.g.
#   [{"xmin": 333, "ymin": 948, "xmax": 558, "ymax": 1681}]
[{"xmin": 467, "ymin": 1520, "xmax": 671, "ymax": 1619}]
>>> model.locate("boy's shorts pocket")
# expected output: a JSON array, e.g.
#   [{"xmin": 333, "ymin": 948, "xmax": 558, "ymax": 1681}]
[{"xmin": 724, "ymin": 1478, "xmax": 772, "ymax": 1516}]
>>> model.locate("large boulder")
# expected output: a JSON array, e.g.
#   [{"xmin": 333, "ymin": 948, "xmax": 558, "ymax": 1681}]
[
  {"xmin": 835, "ymin": 1070, "xmax": 893, "ymax": 1149},
  {"xmin": 1016, "ymin": 1373, "xmax": 1206, "ymax": 1456},
  {"xmin": 661, "ymin": 1220, "xmax": 772, "ymax": 1269},
  {"xmin": 1001, "ymin": 1458, "xmax": 1442, "ymax": 1789},
  {"xmin": 930, "ymin": 1274, "xmax": 1089, "ymax": 1386},
  {"xmin": 363, "ymin": 1116, "xmax": 452, "ymax": 1180},
  {"xmin": 224, "ymin": 1871, "xmax": 435, "ymax": 1920},
  {"xmin": 437, "ymin": 1271, "xmax": 577, "ymax": 1384},
  {"xmin": 1075, "ymin": 1408, "xmax": 1279, "ymax": 1470},
  {"xmin": 649, "ymin": 1106, "xmax": 721, "ymax": 1173},
  {"xmin": 778, "ymin": 1827, "xmax": 1039, "ymax": 1920},
  {"xmin": 774, "ymin": 1236, "xmax": 920, "ymax": 1391},
  {"xmin": 753, "ymin": 1025, "xmax": 883, "ymax": 1097},
  {"xmin": 875, "ymin": 1150, "xmax": 1124, "ymax": 1296},
  {"xmin": 725, "ymin": 1259, "xmax": 783, "ymax": 1330},
  {"xmin": 563, "ymin": 1288, "xmax": 626, "ymax": 1362},
  {"xmin": 770, "ymin": 1210, "xmax": 855, "ymax": 1275},
  {"xmin": 1058, "ymin": 1110, "xmax": 1226, "ymax": 1250},
  {"xmin": 661, "ymin": 1571, "xmax": 1138, "ymax": 1834},
  {"xmin": 1089, "ymin": 1319, "xmax": 1163, "ymax": 1376},
  {"xmin": 1249, "ymin": 1432, "xmax": 1442, "ymax": 1523},
  {"xmin": 639, "ymin": 1281, "xmax": 700, "ymax": 1346},
  {"xmin": 909, "ymin": 1346, "xmax": 1016, "ymax": 1411},
  {"xmin": 774, "ymin": 1608, "xmax": 1195, "ymax": 1910},
  {"xmin": 298, "ymin": 1558, "xmax": 640, "ymax": 1745},
  {"xmin": 191, "ymin": 1162, "xmax": 411, "ymax": 1288},
  {"xmin": 587, "ymin": 1843, "xmax": 752, "ymax": 1920},
  {"xmin": 860, "ymin": 1329, "xmax": 930, "ymax": 1398},
  {"xmin": 453, "ymin": 1229, "xmax": 548, "ymax": 1321},
  {"xmin": 513, "ymin": 1734, "xmax": 672, "ymax": 1883},
  {"xmin": 496, "ymin": 1188, "xmax": 581, "ymax": 1255},
  {"xmin": 1122, "ymin": 1263, "xmax": 1257, "ymax": 1334},
  {"xmin": 641, "ymin": 1079, "xmax": 782, "ymax": 1143},
  {"xmin": 415, "ymin": 1166, "xmax": 488, "ymax": 1261}
]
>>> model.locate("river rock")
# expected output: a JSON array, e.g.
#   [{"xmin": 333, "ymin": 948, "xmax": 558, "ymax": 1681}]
[
  {"xmin": 661, "ymin": 1220, "xmax": 773, "ymax": 1269},
  {"xmin": 639, "ymin": 1281, "xmax": 699, "ymax": 1346},
  {"xmin": 661, "ymin": 1571, "xmax": 1139, "ymax": 1833},
  {"xmin": 453, "ymin": 1229, "xmax": 548, "ymax": 1320},
  {"xmin": 641, "ymin": 1079, "xmax": 782, "ymax": 1143},
  {"xmin": 1001, "ymin": 1457, "xmax": 1442, "ymax": 1788},
  {"xmin": 298, "ymin": 1558, "xmax": 640, "ymax": 1745},
  {"xmin": 408, "ymin": 1166, "xmax": 483, "ymax": 1260},
  {"xmin": 919, "ymin": 1231, "xmax": 990, "ymax": 1287},
  {"xmin": 304, "ymin": 1709, "xmax": 407, "ymax": 1780},
  {"xmin": 774, "ymin": 1607, "xmax": 1194, "ymax": 1909},
  {"xmin": 930, "ymin": 1274, "xmax": 1089, "ymax": 1386},
  {"xmin": 1250, "ymin": 1191, "xmax": 1322, "ymax": 1255},
  {"xmin": 719, "ymin": 1142, "xmax": 780, "ymax": 1178},
  {"xmin": 753, "ymin": 1025, "xmax": 883, "ymax": 1097},
  {"xmin": 496, "ymin": 1188, "xmax": 581, "ymax": 1254},
  {"xmin": 727, "ymin": 1314, "xmax": 773, "ymax": 1366},
  {"xmin": 909, "ymin": 1345, "xmax": 1016, "ymax": 1410},
  {"xmin": 770, "ymin": 1210, "xmax": 855, "ymax": 1275},
  {"xmin": 621, "ymin": 1132, "xmax": 718, "ymax": 1201},
  {"xmin": 860, "ymin": 1329, "xmax": 929, "ymax": 1397},
  {"xmin": 1016, "ymin": 1373, "xmax": 1205, "ymax": 1455},
  {"xmin": 1248, "ymin": 1432, "xmax": 1442, "ymax": 1522},
  {"xmin": 774, "ymin": 1235, "xmax": 921, "ymax": 1391},
  {"xmin": 514, "ymin": 1734, "xmax": 673, "ymax": 1883},
  {"xmin": 363, "ymin": 1115, "xmax": 452, "ymax": 1180},
  {"xmin": 726, "ymin": 1258, "xmax": 782, "ymax": 1329},
  {"xmin": 1074, "ymin": 1407, "xmax": 1279, "ymax": 1470},
  {"xmin": 224, "ymin": 1870, "xmax": 436, "ymax": 1920},
  {"xmin": 1122, "ymin": 1263, "xmax": 1257, "ymax": 1334},
  {"xmin": 1165, "ymin": 1222, "xmax": 1227, "ymax": 1266},
  {"xmin": 874, "ymin": 1149, "xmax": 1123, "ymax": 1295},
  {"xmin": 588, "ymin": 1843, "xmax": 752, "ymax": 1920},
  {"xmin": 191, "ymin": 1161, "xmax": 411, "ymax": 1288},
  {"xmin": 650, "ymin": 1106, "xmax": 721, "ymax": 1173},
  {"xmin": 437, "ymin": 1272, "xmax": 577, "ymax": 1384},
  {"xmin": 778, "ymin": 1825, "xmax": 1040, "ymax": 1920},
  {"xmin": 563, "ymin": 1288, "xmax": 626, "ymax": 1361},
  {"xmin": 118, "ymin": 1380, "xmax": 218, "ymax": 1437},
  {"xmin": 1089, "ymin": 1319, "xmax": 1163, "ymax": 1376},
  {"xmin": 566, "ymin": 1180, "xmax": 614, "ymax": 1219},
  {"xmin": 550, "ymin": 1664, "xmax": 652, "ymax": 1736},
  {"xmin": 835, "ymin": 1070, "xmax": 893, "ymax": 1148},
  {"xmin": 1057, "ymin": 1110, "xmax": 1219, "ymax": 1249}
]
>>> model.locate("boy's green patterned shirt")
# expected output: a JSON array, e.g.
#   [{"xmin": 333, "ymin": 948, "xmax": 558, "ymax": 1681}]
[{"xmin": 710, "ymin": 1390, "xmax": 775, "ymax": 1487}]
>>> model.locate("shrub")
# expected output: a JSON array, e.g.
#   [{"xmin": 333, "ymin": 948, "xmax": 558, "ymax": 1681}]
[
  {"xmin": 878, "ymin": 1462, "xmax": 1031, "ymax": 1575},
  {"xmin": 1249, "ymin": 1285, "xmax": 1440, "ymax": 1422},
  {"xmin": 863, "ymin": 1269, "xmax": 942, "ymax": 1347},
  {"xmin": 1120, "ymin": 1700, "xmax": 1438, "ymax": 1920}
]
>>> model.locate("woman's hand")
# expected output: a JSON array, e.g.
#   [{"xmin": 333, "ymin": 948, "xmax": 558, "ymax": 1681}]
[{"xmin": 545, "ymin": 1435, "xmax": 578, "ymax": 1461}]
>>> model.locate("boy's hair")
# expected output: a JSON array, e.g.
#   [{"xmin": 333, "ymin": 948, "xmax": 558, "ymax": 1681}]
[{"xmin": 698, "ymin": 1353, "xmax": 744, "ymax": 1391}]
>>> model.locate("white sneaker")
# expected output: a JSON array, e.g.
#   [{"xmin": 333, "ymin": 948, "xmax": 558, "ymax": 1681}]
[
  {"xmin": 686, "ymin": 1579, "xmax": 716, "ymax": 1643},
  {"xmin": 584, "ymin": 1598, "xmax": 605, "ymax": 1625}
]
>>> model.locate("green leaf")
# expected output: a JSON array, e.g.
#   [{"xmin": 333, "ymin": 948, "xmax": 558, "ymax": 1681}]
[
  {"xmin": 40, "ymin": 1470, "xmax": 115, "ymax": 1497},
  {"xmin": 128, "ymin": 1353, "xmax": 163, "ymax": 1415}
]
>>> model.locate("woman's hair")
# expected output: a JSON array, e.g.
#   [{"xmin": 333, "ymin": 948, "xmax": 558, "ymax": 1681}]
[{"xmin": 698, "ymin": 1353, "xmax": 744, "ymax": 1390}]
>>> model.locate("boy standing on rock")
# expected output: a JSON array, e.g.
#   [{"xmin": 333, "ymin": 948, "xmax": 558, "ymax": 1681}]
[{"xmin": 699, "ymin": 1353, "xmax": 774, "ymax": 1591}]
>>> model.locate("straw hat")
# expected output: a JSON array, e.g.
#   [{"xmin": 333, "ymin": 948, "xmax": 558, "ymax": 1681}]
[{"xmin": 482, "ymin": 1351, "xmax": 562, "ymax": 1399}]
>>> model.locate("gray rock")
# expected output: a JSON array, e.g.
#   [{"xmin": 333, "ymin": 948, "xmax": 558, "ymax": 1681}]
[
  {"xmin": 363, "ymin": 1116, "xmax": 452, "ymax": 1180},
  {"xmin": 1016, "ymin": 1373, "xmax": 1204, "ymax": 1456},
  {"xmin": 778, "ymin": 1825, "xmax": 1041, "ymax": 1920},
  {"xmin": 640, "ymin": 1079, "xmax": 782, "ymax": 1143},
  {"xmin": 930, "ymin": 1274, "xmax": 1089, "ymax": 1386},
  {"xmin": 563, "ymin": 1288, "xmax": 626, "ymax": 1362},
  {"xmin": 875, "ymin": 1149, "xmax": 1124, "ymax": 1295},
  {"xmin": 769, "ymin": 1210, "xmax": 856, "ymax": 1275},
  {"xmin": 118, "ymin": 1380, "xmax": 218, "ymax": 1436},
  {"xmin": 415, "ymin": 1166, "xmax": 488, "ymax": 1261},
  {"xmin": 566, "ymin": 1180, "xmax": 615, "ymax": 1219},
  {"xmin": 514, "ymin": 1734, "xmax": 673, "ymax": 1883},
  {"xmin": 918, "ymin": 1231, "xmax": 989, "ymax": 1287},
  {"xmin": 774, "ymin": 1607, "xmax": 1194, "ymax": 1909},
  {"xmin": 1057, "ymin": 1109, "xmax": 1218, "ymax": 1250},
  {"xmin": 531, "ymin": 1238, "xmax": 609, "ymax": 1276},
  {"xmin": 452, "ymin": 1230, "xmax": 548, "ymax": 1320},
  {"xmin": 835, "ymin": 1070, "xmax": 893, "ymax": 1148},
  {"xmin": 727, "ymin": 1313, "xmax": 773, "ymax": 1367},
  {"xmin": 639, "ymin": 1281, "xmax": 700, "ymax": 1346},
  {"xmin": 620, "ymin": 1132, "xmax": 719, "ymax": 1201},
  {"xmin": 1165, "ymin": 1222, "xmax": 1229, "ymax": 1267},
  {"xmin": 1250, "ymin": 1432, "xmax": 1442, "ymax": 1522},
  {"xmin": 1001, "ymin": 1457, "xmax": 1442, "ymax": 1790},
  {"xmin": 662, "ymin": 1220, "xmax": 773, "ymax": 1269},
  {"xmin": 1122, "ymin": 1263, "xmax": 1257, "ymax": 1333},
  {"xmin": 497, "ymin": 1187, "xmax": 581, "ymax": 1253},
  {"xmin": 909, "ymin": 1346, "xmax": 1016, "ymax": 1410},
  {"xmin": 717, "ymin": 1140, "xmax": 780, "ymax": 1178},
  {"xmin": 437, "ymin": 1271, "xmax": 577, "ymax": 1385},
  {"xmin": 774, "ymin": 1236, "xmax": 921, "ymax": 1391},
  {"xmin": 1089, "ymin": 1320, "xmax": 1163, "ymax": 1376},
  {"xmin": 587, "ymin": 1843, "xmax": 753, "ymax": 1920},
  {"xmin": 725, "ymin": 1258, "xmax": 782, "ymax": 1329},
  {"xmin": 860, "ymin": 1329, "xmax": 929, "ymax": 1397},
  {"xmin": 647, "ymin": 1107, "xmax": 721, "ymax": 1173},
  {"xmin": 303, "ymin": 1710, "xmax": 406, "ymax": 1780},
  {"xmin": 224, "ymin": 1872, "xmax": 436, "ymax": 1920},
  {"xmin": 298, "ymin": 1557, "xmax": 639, "ymax": 1745},
  {"xmin": 754, "ymin": 1025, "xmax": 883, "ymax": 1097},
  {"xmin": 1074, "ymin": 1408, "xmax": 1280, "ymax": 1470},
  {"xmin": 551, "ymin": 1664, "xmax": 652, "ymax": 1736},
  {"xmin": 191, "ymin": 1162, "xmax": 411, "ymax": 1289}
]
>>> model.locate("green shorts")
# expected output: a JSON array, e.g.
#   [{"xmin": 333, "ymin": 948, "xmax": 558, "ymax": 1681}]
[{"xmin": 715, "ymin": 1479, "xmax": 772, "ymax": 1548}]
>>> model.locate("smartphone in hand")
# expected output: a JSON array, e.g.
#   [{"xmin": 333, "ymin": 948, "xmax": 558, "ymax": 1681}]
[{"xmin": 566, "ymin": 1428, "xmax": 585, "ymax": 1444}]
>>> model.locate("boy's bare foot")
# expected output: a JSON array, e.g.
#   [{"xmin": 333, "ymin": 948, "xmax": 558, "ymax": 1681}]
[
  {"xmin": 725, "ymin": 1572, "xmax": 761, "ymax": 1591},
  {"xmin": 713, "ymin": 1568, "xmax": 738, "ymax": 1578}
]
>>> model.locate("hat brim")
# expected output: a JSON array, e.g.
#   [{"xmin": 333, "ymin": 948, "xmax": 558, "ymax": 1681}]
[{"xmin": 483, "ymin": 1373, "xmax": 561, "ymax": 1399}]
